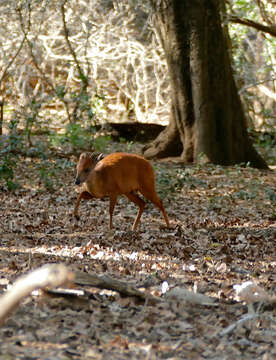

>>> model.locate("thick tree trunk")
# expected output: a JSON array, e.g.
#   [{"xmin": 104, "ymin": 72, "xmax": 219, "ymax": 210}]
[
  {"xmin": 142, "ymin": 106, "xmax": 182, "ymax": 159},
  {"xmin": 143, "ymin": 0, "xmax": 268, "ymax": 169}
]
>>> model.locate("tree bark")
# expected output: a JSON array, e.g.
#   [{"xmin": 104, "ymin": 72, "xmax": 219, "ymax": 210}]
[
  {"xmin": 143, "ymin": 0, "xmax": 268, "ymax": 169},
  {"xmin": 142, "ymin": 111, "xmax": 182, "ymax": 159}
]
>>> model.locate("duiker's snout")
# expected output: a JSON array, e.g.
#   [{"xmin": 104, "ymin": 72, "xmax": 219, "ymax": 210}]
[{"xmin": 75, "ymin": 177, "xmax": 81, "ymax": 186}]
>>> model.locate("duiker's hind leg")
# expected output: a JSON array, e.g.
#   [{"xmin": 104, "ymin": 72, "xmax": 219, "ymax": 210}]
[
  {"xmin": 125, "ymin": 192, "xmax": 146, "ymax": 230},
  {"xmin": 141, "ymin": 189, "xmax": 170, "ymax": 228},
  {"xmin": 108, "ymin": 195, "xmax": 118, "ymax": 229}
]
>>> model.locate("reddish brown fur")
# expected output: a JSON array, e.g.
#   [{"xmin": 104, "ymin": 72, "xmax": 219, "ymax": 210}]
[{"xmin": 74, "ymin": 152, "xmax": 170, "ymax": 230}]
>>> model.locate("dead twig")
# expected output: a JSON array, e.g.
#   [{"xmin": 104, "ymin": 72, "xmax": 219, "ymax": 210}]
[
  {"xmin": 0, "ymin": 264, "xmax": 74, "ymax": 327},
  {"xmin": 74, "ymin": 270, "xmax": 160, "ymax": 304}
]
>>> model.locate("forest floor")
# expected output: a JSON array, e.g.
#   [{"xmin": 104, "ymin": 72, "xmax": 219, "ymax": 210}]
[{"xmin": 0, "ymin": 141, "xmax": 275, "ymax": 359}]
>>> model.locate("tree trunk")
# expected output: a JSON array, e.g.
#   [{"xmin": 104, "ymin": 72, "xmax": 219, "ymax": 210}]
[{"xmin": 143, "ymin": 0, "xmax": 268, "ymax": 169}]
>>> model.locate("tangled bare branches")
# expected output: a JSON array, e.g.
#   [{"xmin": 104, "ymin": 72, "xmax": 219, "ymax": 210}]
[
  {"xmin": 0, "ymin": 0, "xmax": 170, "ymax": 129},
  {"xmin": 0, "ymin": 0, "xmax": 275, "ymax": 132}
]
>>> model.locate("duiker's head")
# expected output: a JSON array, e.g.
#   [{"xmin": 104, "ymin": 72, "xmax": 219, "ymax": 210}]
[{"xmin": 75, "ymin": 152, "xmax": 98, "ymax": 186}]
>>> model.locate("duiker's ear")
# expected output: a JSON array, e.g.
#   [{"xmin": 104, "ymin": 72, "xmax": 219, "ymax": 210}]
[
  {"xmin": 79, "ymin": 152, "xmax": 89, "ymax": 161},
  {"xmin": 75, "ymin": 153, "xmax": 85, "ymax": 164}
]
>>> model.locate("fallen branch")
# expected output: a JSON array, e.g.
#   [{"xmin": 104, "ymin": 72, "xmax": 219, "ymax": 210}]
[
  {"xmin": 218, "ymin": 313, "xmax": 259, "ymax": 337},
  {"xmin": 74, "ymin": 270, "xmax": 160, "ymax": 304},
  {"xmin": 0, "ymin": 264, "xmax": 74, "ymax": 326}
]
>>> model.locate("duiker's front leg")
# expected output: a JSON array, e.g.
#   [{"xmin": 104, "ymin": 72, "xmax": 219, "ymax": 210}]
[{"xmin": 74, "ymin": 191, "xmax": 93, "ymax": 220}]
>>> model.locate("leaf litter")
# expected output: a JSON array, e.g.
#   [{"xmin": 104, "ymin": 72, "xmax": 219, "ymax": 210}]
[{"xmin": 0, "ymin": 152, "xmax": 275, "ymax": 359}]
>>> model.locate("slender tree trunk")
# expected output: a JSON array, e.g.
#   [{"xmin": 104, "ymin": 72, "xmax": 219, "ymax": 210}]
[
  {"xmin": 143, "ymin": 0, "xmax": 268, "ymax": 169},
  {"xmin": 0, "ymin": 99, "xmax": 3, "ymax": 136}
]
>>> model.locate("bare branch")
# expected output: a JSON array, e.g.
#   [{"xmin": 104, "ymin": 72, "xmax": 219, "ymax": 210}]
[
  {"xmin": 228, "ymin": 15, "xmax": 276, "ymax": 37},
  {"xmin": 0, "ymin": 264, "xmax": 74, "ymax": 327},
  {"xmin": 60, "ymin": 0, "xmax": 88, "ymax": 89},
  {"xmin": 0, "ymin": 36, "xmax": 26, "ymax": 86},
  {"xmin": 254, "ymin": 0, "xmax": 273, "ymax": 26},
  {"xmin": 74, "ymin": 270, "xmax": 160, "ymax": 304},
  {"xmin": 16, "ymin": 4, "xmax": 72, "ymax": 122}
]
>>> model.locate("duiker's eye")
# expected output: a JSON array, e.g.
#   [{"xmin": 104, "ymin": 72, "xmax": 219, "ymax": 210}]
[{"xmin": 84, "ymin": 169, "xmax": 90, "ymax": 173}]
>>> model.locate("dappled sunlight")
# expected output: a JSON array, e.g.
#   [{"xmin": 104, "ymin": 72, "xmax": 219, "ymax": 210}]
[{"xmin": 1, "ymin": 160, "xmax": 275, "ymax": 285}]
